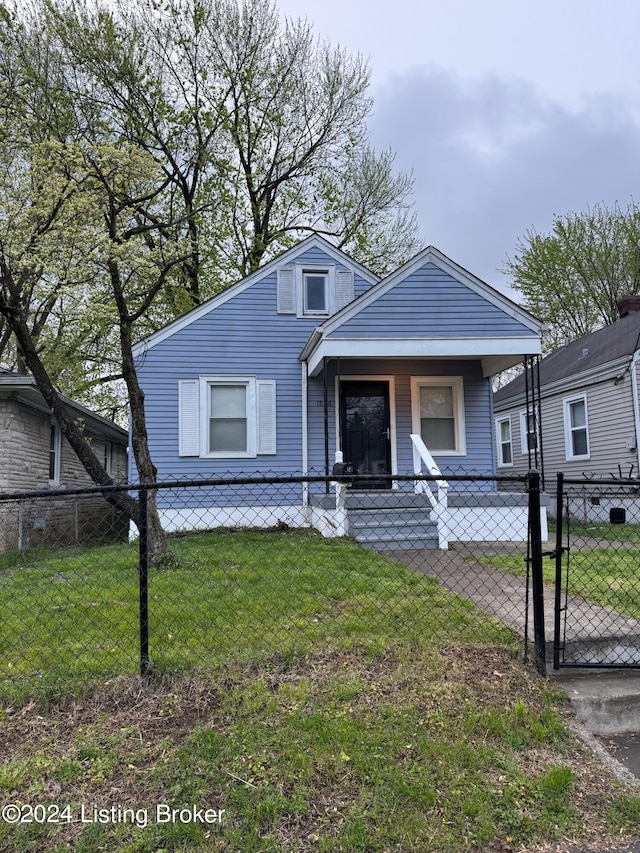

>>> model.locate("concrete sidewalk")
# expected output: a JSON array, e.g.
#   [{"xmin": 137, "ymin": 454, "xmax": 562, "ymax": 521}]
[{"xmin": 397, "ymin": 543, "xmax": 640, "ymax": 658}]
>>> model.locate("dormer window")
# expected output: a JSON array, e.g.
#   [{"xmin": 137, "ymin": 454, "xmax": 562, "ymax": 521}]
[
  {"xmin": 303, "ymin": 270, "xmax": 328, "ymax": 315},
  {"xmin": 276, "ymin": 263, "xmax": 354, "ymax": 317}
]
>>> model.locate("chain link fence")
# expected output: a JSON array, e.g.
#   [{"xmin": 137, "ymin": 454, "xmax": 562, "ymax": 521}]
[
  {"xmin": 554, "ymin": 474, "xmax": 640, "ymax": 668},
  {"xmin": 0, "ymin": 473, "xmax": 541, "ymax": 699}
]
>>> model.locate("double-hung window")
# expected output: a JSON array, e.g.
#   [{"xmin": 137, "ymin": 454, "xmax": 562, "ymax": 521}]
[
  {"xmin": 302, "ymin": 271, "xmax": 328, "ymax": 315},
  {"xmin": 495, "ymin": 416, "xmax": 513, "ymax": 467},
  {"xmin": 564, "ymin": 393, "xmax": 589, "ymax": 460},
  {"xmin": 277, "ymin": 265, "xmax": 354, "ymax": 316},
  {"xmin": 411, "ymin": 376, "xmax": 466, "ymax": 455},
  {"xmin": 179, "ymin": 375, "xmax": 276, "ymax": 458},
  {"xmin": 519, "ymin": 410, "xmax": 539, "ymax": 454},
  {"xmin": 208, "ymin": 383, "xmax": 249, "ymax": 454}
]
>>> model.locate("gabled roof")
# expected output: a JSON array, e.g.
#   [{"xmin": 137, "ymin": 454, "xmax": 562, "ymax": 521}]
[
  {"xmin": 494, "ymin": 312, "xmax": 640, "ymax": 405},
  {"xmin": 132, "ymin": 234, "xmax": 379, "ymax": 357},
  {"xmin": 300, "ymin": 245, "xmax": 543, "ymax": 377},
  {"xmin": 320, "ymin": 245, "xmax": 542, "ymax": 336},
  {"xmin": 0, "ymin": 372, "xmax": 127, "ymax": 442}
]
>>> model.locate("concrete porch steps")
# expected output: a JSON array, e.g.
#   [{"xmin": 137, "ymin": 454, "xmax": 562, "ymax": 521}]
[{"xmin": 344, "ymin": 490, "xmax": 439, "ymax": 551}]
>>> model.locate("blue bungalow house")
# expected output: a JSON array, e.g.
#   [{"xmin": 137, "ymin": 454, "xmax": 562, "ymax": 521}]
[{"xmin": 132, "ymin": 236, "xmax": 543, "ymax": 548}]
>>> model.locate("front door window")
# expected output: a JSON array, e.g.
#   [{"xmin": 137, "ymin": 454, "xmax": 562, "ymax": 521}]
[{"xmin": 340, "ymin": 381, "xmax": 392, "ymax": 488}]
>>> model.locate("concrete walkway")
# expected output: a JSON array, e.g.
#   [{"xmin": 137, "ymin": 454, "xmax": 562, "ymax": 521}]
[
  {"xmin": 394, "ymin": 544, "xmax": 640, "ymax": 738},
  {"xmin": 395, "ymin": 543, "xmax": 640, "ymax": 665}
]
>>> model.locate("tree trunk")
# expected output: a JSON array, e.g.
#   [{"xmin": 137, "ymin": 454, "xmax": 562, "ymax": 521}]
[
  {"xmin": 8, "ymin": 315, "xmax": 140, "ymax": 523},
  {"xmin": 116, "ymin": 301, "xmax": 172, "ymax": 563}
]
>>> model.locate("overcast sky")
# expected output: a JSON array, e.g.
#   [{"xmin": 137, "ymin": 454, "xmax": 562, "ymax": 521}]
[{"xmin": 277, "ymin": 0, "xmax": 640, "ymax": 293}]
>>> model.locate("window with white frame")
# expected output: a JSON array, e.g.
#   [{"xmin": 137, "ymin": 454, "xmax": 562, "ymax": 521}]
[
  {"xmin": 178, "ymin": 375, "xmax": 276, "ymax": 459},
  {"xmin": 519, "ymin": 410, "xmax": 539, "ymax": 454},
  {"xmin": 103, "ymin": 441, "xmax": 113, "ymax": 475},
  {"xmin": 49, "ymin": 421, "xmax": 61, "ymax": 484},
  {"xmin": 564, "ymin": 393, "xmax": 589, "ymax": 460},
  {"xmin": 495, "ymin": 416, "xmax": 513, "ymax": 466},
  {"xmin": 276, "ymin": 265, "xmax": 354, "ymax": 316},
  {"xmin": 208, "ymin": 383, "xmax": 249, "ymax": 454},
  {"xmin": 411, "ymin": 376, "xmax": 466, "ymax": 455},
  {"xmin": 302, "ymin": 270, "xmax": 328, "ymax": 315}
]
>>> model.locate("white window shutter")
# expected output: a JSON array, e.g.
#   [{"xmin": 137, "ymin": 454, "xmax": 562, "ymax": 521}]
[
  {"xmin": 257, "ymin": 380, "xmax": 277, "ymax": 455},
  {"xmin": 337, "ymin": 269, "xmax": 355, "ymax": 310},
  {"xmin": 178, "ymin": 379, "xmax": 200, "ymax": 456},
  {"xmin": 277, "ymin": 268, "xmax": 296, "ymax": 313}
]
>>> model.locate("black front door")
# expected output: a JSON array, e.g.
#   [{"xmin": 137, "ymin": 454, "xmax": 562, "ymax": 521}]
[{"xmin": 340, "ymin": 381, "xmax": 392, "ymax": 488}]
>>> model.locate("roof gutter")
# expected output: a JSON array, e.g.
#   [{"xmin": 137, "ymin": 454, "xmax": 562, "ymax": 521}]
[{"xmin": 299, "ymin": 326, "xmax": 324, "ymax": 363}]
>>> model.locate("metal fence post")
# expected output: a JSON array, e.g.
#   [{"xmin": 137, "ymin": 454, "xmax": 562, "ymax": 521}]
[
  {"xmin": 139, "ymin": 487, "xmax": 151, "ymax": 676},
  {"xmin": 528, "ymin": 470, "xmax": 547, "ymax": 675},
  {"xmin": 553, "ymin": 472, "xmax": 564, "ymax": 670}
]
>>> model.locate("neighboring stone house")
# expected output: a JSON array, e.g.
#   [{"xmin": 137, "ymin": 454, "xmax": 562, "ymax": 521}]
[{"xmin": 0, "ymin": 371, "xmax": 128, "ymax": 549}]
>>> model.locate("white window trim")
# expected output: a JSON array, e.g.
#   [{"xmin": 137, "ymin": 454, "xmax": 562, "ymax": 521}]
[
  {"xmin": 563, "ymin": 393, "xmax": 590, "ymax": 461},
  {"xmin": 49, "ymin": 421, "xmax": 61, "ymax": 485},
  {"xmin": 199, "ymin": 375, "xmax": 257, "ymax": 459},
  {"xmin": 495, "ymin": 415, "xmax": 513, "ymax": 468},
  {"xmin": 410, "ymin": 376, "xmax": 466, "ymax": 456},
  {"xmin": 519, "ymin": 409, "xmax": 539, "ymax": 455},
  {"xmin": 295, "ymin": 264, "xmax": 335, "ymax": 318}
]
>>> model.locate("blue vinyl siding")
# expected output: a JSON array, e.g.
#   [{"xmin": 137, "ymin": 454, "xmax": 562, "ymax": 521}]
[
  {"xmin": 306, "ymin": 358, "xmax": 495, "ymax": 483},
  {"xmin": 330, "ymin": 263, "xmax": 537, "ymax": 339},
  {"xmin": 134, "ymin": 247, "xmax": 365, "ymax": 484},
  {"xmin": 133, "ymin": 243, "xmax": 517, "ymax": 506}
]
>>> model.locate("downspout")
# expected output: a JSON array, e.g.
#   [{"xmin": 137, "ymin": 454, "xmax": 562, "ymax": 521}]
[
  {"xmin": 323, "ymin": 357, "xmax": 329, "ymax": 494},
  {"xmin": 301, "ymin": 361, "xmax": 309, "ymax": 518},
  {"xmin": 336, "ymin": 356, "xmax": 341, "ymax": 455},
  {"xmin": 630, "ymin": 349, "xmax": 640, "ymax": 476}
]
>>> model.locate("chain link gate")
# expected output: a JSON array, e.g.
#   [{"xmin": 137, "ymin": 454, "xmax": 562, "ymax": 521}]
[{"xmin": 553, "ymin": 473, "xmax": 640, "ymax": 669}]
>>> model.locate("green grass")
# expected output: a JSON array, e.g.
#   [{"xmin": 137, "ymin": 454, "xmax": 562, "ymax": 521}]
[
  {"xmin": 549, "ymin": 518, "xmax": 640, "ymax": 542},
  {"xmin": 1, "ymin": 532, "xmax": 639, "ymax": 852},
  {"xmin": 1, "ymin": 645, "xmax": 632, "ymax": 853},
  {"xmin": 0, "ymin": 529, "xmax": 514, "ymax": 705}
]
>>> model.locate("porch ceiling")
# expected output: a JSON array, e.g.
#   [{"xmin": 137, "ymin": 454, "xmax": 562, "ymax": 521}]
[{"xmin": 300, "ymin": 334, "xmax": 542, "ymax": 378}]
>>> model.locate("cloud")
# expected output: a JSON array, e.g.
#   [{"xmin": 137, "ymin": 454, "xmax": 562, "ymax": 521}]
[{"xmin": 368, "ymin": 67, "xmax": 640, "ymax": 291}]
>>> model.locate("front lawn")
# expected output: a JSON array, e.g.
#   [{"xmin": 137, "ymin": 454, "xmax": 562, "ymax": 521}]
[
  {"xmin": 1, "ymin": 646, "xmax": 639, "ymax": 853},
  {"xmin": 2, "ymin": 531, "xmax": 640, "ymax": 852},
  {"xmin": 0, "ymin": 529, "xmax": 514, "ymax": 705}
]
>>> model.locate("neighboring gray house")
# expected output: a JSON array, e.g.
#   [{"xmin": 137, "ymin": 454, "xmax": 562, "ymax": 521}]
[
  {"xmin": 132, "ymin": 235, "xmax": 544, "ymax": 548},
  {"xmin": 493, "ymin": 297, "xmax": 640, "ymax": 492},
  {"xmin": 0, "ymin": 371, "xmax": 128, "ymax": 549}
]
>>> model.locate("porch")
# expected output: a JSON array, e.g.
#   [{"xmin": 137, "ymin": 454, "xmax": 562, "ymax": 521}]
[{"xmin": 308, "ymin": 447, "xmax": 544, "ymax": 551}]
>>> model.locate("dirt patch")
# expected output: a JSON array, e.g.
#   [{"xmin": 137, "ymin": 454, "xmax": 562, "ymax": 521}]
[{"xmin": 0, "ymin": 646, "xmax": 638, "ymax": 853}]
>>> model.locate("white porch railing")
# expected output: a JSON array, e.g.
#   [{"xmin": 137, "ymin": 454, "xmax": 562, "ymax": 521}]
[{"xmin": 410, "ymin": 433, "xmax": 449, "ymax": 549}]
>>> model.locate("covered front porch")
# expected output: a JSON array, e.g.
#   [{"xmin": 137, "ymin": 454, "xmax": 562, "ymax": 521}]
[
  {"xmin": 300, "ymin": 351, "xmax": 542, "ymax": 550},
  {"xmin": 301, "ymin": 354, "xmax": 545, "ymax": 550},
  {"xmin": 297, "ymin": 246, "xmax": 544, "ymax": 549}
]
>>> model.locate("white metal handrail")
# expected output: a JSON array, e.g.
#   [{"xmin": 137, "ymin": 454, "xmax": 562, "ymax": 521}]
[{"xmin": 410, "ymin": 433, "xmax": 449, "ymax": 509}]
